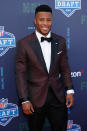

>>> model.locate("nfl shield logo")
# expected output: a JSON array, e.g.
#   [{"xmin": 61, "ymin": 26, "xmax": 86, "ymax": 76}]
[
  {"xmin": 0, "ymin": 27, "xmax": 4, "ymax": 36},
  {"xmin": 55, "ymin": 0, "xmax": 81, "ymax": 17},
  {"xmin": 0, "ymin": 98, "xmax": 19, "ymax": 126},
  {"xmin": 0, "ymin": 26, "xmax": 16, "ymax": 56}
]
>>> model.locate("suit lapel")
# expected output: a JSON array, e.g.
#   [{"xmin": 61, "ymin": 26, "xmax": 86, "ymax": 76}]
[
  {"xmin": 49, "ymin": 37, "xmax": 59, "ymax": 73},
  {"xmin": 29, "ymin": 32, "xmax": 59, "ymax": 74},
  {"xmin": 29, "ymin": 33, "xmax": 48, "ymax": 74}
]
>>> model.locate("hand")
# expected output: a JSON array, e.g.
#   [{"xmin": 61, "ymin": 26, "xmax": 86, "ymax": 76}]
[
  {"xmin": 22, "ymin": 101, "xmax": 34, "ymax": 115},
  {"xmin": 66, "ymin": 94, "xmax": 74, "ymax": 108}
]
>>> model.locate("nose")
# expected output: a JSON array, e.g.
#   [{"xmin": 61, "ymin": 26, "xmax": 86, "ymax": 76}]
[{"xmin": 43, "ymin": 20, "xmax": 48, "ymax": 25}]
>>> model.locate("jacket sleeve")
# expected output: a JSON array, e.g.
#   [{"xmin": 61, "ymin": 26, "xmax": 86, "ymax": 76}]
[
  {"xmin": 15, "ymin": 40, "xmax": 30, "ymax": 104},
  {"xmin": 59, "ymin": 39, "xmax": 74, "ymax": 90}
]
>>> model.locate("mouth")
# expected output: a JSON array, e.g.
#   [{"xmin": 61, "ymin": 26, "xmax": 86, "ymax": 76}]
[{"xmin": 41, "ymin": 27, "xmax": 49, "ymax": 31}]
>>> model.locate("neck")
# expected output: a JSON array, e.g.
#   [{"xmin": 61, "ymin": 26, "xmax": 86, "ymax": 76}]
[{"xmin": 36, "ymin": 30, "xmax": 51, "ymax": 37}]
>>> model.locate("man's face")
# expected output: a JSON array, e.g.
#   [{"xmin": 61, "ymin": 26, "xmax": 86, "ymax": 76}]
[{"xmin": 34, "ymin": 12, "xmax": 52, "ymax": 36}]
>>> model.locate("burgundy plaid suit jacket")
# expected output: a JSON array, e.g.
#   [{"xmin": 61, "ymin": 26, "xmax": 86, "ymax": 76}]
[{"xmin": 15, "ymin": 32, "xmax": 73, "ymax": 108}]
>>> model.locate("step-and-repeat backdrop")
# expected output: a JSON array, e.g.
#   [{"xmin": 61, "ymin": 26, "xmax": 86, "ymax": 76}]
[{"xmin": 0, "ymin": 0, "xmax": 87, "ymax": 131}]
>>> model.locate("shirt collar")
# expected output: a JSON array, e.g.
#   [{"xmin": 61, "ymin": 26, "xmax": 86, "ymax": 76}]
[{"xmin": 35, "ymin": 30, "xmax": 51, "ymax": 43}]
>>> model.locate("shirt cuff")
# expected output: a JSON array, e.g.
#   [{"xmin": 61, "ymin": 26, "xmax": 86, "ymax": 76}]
[
  {"xmin": 66, "ymin": 89, "xmax": 74, "ymax": 94},
  {"xmin": 22, "ymin": 101, "xmax": 30, "ymax": 104}
]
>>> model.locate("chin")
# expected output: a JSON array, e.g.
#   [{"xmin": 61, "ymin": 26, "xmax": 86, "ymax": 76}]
[{"xmin": 41, "ymin": 31, "xmax": 49, "ymax": 36}]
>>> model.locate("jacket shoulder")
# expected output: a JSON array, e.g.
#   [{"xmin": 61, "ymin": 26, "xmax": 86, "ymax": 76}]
[
  {"xmin": 52, "ymin": 32, "xmax": 66, "ymax": 42},
  {"xmin": 19, "ymin": 32, "xmax": 35, "ymax": 43}
]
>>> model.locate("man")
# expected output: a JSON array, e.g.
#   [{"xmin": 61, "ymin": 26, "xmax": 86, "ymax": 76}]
[{"xmin": 16, "ymin": 4, "xmax": 74, "ymax": 131}]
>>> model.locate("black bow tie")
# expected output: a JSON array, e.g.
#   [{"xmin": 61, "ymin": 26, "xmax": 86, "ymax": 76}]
[{"xmin": 41, "ymin": 37, "xmax": 52, "ymax": 42}]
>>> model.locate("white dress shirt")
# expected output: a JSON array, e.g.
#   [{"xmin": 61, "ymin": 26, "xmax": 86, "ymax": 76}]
[{"xmin": 36, "ymin": 31, "xmax": 51, "ymax": 73}]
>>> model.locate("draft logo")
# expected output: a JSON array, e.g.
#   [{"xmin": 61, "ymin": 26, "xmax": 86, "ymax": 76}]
[
  {"xmin": 0, "ymin": 98, "xmax": 18, "ymax": 126},
  {"xmin": 55, "ymin": 0, "xmax": 81, "ymax": 17},
  {"xmin": 67, "ymin": 120, "xmax": 81, "ymax": 130},
  {"xmin": 0, "ymin": 26, "xmax": 16, "ymax": 56}
]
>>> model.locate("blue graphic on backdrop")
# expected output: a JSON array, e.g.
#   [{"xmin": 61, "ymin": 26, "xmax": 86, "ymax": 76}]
[
  {"xmin": 0, "ymin": 98, "xmax": 18, "ymax": 126},
  {"xmin": 0, "ymin": 67, "xmax": 5, "ymax": 90},
  {"xmin": 55, "ymin": 0, "xmax": 81, "ymax": 17},
  {"xmin": 67, "ymin": 109, "xmax": 81, "ymax": 130},
  {"xmin": 67, "ymin": 120, "xmax": 81, "ymax": 131},
  {"xmin": 0, "ymin": 26, "xmax": 16, "ymax": 56},
  {"xmin": 66, "ymin": 27, "xmax": 70, "ymax": 49}
]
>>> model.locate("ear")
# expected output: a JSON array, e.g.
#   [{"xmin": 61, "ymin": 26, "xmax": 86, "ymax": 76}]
[{"xmin": 34, "ymin": 18, "xmax": 36, "ymax": 25}]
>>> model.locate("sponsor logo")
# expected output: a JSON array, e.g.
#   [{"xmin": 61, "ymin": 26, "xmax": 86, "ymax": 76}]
[
  {"xmin": 55, "ymin": 0, "xmax": 81, "ymax": 17},
  {"xmin": 0, "ymin": 26, "xmax": 16, "ymax": 56},
  {"xmin": 71, "ymin": 69, "xmax": 84, "ymax": 78},
  {"xmin": 0, "ymin": 98, "xmax": 18, "ymax": 126}
]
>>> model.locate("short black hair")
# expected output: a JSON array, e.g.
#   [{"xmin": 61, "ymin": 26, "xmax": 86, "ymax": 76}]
[{"xmin": 35, "ymin": 4, "xmax": 52, "ymax": 15}]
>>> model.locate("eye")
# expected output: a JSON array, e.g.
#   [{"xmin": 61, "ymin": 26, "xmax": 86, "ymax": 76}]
[
  {"xmin": 47, "ymin": 19, "xmax": 52, "ymax": 22},
  {"xmin": 39, "ymin": 18, "xmax": 44, "ymax": 21}
]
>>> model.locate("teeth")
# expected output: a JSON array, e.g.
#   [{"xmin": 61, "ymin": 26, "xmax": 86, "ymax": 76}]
[{"xmin": 42, "ymin": 27, "xmax": 48, "ymax": 30}]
